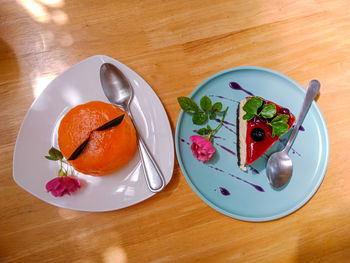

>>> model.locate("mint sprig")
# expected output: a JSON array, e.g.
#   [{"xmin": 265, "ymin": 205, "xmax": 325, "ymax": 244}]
[
  {"xmin": 45, "ymin": 147, "xmax": 63, "ymax": 161},
  {"xmin": 206, "ymin": 107, "xmax": 229, "ymax": 141},
  {"xmin": 268, "ymin": 114, "xmax": 290, "ymax": 137},
  {"xmin": 195, "ymin": 108, "xmax": 229, "ymax": 140},
  {"xmin": 177, "ymin": 96, "xmax": 225, "ymax": 125},
  {"xmin": 242, "ymin": 97, "xmax": 277, "ymax": 120},
  {"xmin": 45, "ymin": 147, "xmax": 67, "ymax": 177}
]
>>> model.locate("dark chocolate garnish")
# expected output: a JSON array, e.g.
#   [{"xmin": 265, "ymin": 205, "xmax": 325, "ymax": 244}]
[
  {"xmin": 95, "ymin": 114, "xmax": 125, "ymax": 131},
  {"xmin": 68, "ymin": 135, "xmax": 91, "ymax": 160},
  {"xmin": 68, "ymin": 114, "xmax": 125, "ymax": 161}
]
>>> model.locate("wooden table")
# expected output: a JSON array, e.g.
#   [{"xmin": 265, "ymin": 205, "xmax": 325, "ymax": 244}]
[{"xmin": 1, "ymin": 1, "xmax": 349, "ymax": 262}]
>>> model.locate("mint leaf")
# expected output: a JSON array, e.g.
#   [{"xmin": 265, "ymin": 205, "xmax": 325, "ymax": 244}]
[
  {"xmin": 268, "ymin": 114, "xmax": 290, "ymax": 137},
  {"xmin": 243, "ymin": 97, "xmax": 263, "ymax": 115},
  {"xmin": 197, "ymin": 128, "xmax": 210, "ymax": 135},
  {"xmin": 45, "ymin": 155, "xmax": 58, "ymax": 161},
  {"xmin": 270, "ymin": 122, "xmax": 289, "ymax": 137},
  {"xmin": 48, "ymin": 147, "xmax": 63, "ymax": 160},
  {"xmin": 177, "ymin": 97, "xmax": 199, "ymax": 113},
  {"xmin": 260, "ymin": 103, "xmax": 276, "ymax": 118},
  {"xmin": 243, "ymin": 112, "xmax": 255, "ymax": 120},
  {"xmin": 200, "ymin": 96, "xmax": 212, "ymax": 112},
  {"xmin": 271, "ymin": 114, "xmax": 289, "ymax": 123},
  {"xmin": 207, "ymin": 125, "xmax": 212, "ymax": 131},
  {"xmin": 209, "ymin": 112, "xmax": 216, "ymax": 120},
  {"xmin": 212, "ymin": 102, "xmax": 223, "ymax": 112},
  {"xmin": 192, "ymin": 112, "xmax": 207, "ymax": 125}
]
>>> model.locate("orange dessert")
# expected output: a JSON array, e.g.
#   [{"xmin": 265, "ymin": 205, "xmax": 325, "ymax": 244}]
[{"xmin": 58, "ymin": 101, "xmax": 137, "ymax": 176}]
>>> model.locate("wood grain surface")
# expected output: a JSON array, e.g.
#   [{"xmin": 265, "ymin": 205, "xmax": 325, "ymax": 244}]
[{"xmin": 1, "ymin": 0, "xmax": 350, "ymax": 262}]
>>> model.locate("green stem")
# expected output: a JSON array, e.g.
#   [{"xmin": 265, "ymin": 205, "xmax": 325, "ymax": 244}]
[
  {"xmin": 206, "ymin": 107, "xmax": 228, "ymax": 141},
  {"xmin": 212, "ymin": 106, "xmax": 228, "ymax": 134},
  {"xmin": 58, "ymin": 159, "xmax": 68, "ymax": 176}
]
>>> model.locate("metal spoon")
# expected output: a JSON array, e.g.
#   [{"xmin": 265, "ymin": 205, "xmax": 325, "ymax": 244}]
[
  {"xmin": 100, "ymin": 63, "xmax": 165, "ymax": 193},
  {"xmin": 266, "ymin": 80, "xmax": 320, "ymax": 189}
]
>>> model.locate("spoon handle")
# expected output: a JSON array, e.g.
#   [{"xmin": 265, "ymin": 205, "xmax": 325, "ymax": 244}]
[
  {"xmin": 138, "ymin": 137, "xmax": 166, "ymax": 192},
  {"xmin": 128, "ymin": 111, "xmax": 166, "ymax": 192},
  {"xmin": 284, "ymin": 80, "xmax": 320, "ymax": 153}
]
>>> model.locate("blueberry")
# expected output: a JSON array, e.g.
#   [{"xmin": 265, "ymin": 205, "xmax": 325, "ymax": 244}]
[
  {"xmin": 251, "ymin": 128, "xmax": 265, "ymax": 142},
  {"xmin": 253, "ymin": 116, "xmax": 267, "ymax": 123},
  {"xmin": 279, "ymin": 108, "xmax": 290, "ymax": 115}
]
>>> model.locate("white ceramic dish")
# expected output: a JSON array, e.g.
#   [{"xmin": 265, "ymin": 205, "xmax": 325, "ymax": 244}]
[{"xmin": 13, "ymin": 55, "xmax": 174, "ymax": 211}]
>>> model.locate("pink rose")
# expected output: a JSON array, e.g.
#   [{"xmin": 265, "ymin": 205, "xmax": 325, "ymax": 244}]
[
  {"xmin": 46, "ymin": 176, "xmax": 81, "ymax": 197},
  {"xmin": 190, "ymin": 135, "xmax": 215, "ymax": 162}
]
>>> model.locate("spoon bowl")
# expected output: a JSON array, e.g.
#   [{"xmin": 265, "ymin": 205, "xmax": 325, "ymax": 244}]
[
  {"xmin": 100, "ymin": 64, "xmax": 133, "ymax": 110},
  {"xmin": 100, "ymin": 63, "xmax": 166, "ymax": 193},
  {"xmin": 266, "ymin": 80, "xmax": 320, "ymax": 189},
  {"xmin": 266, "ymin": 150, "xmax": 293, "ymax": 188}
]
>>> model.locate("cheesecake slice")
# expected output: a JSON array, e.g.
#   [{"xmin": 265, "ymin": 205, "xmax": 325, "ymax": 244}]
[{"xmin": 237, "ymin": 97, "xmax": 296, "ymax": 171}]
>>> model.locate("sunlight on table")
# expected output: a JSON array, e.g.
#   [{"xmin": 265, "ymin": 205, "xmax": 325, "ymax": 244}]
[
  {"xmin": 17, "ymin": 0, "xmax": 67, "ymax": 24},
  {"xmin": 102, "ymin": 246, "xmax": 127, "ymax": 263},
  {"xmin": 58, "ymin": 208, "xmax": 82, "ymax": 220}
]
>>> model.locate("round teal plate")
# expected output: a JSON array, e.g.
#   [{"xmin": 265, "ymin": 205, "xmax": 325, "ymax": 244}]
[{"xmin": 175, "ymin": 66, "xmax": 329, "ymax": 222}]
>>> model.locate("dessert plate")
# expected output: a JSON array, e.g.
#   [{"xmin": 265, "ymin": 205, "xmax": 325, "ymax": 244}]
[
  {"xmin": 175, "ymin": 66, "xmax": 329, "ymax": 222},
  {"xmin": 13, "ymin": 55, "xmax": 174, "ymax": 211}
]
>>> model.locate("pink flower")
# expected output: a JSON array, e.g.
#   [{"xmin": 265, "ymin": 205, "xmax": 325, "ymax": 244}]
[
  {"xmin": 190, "ymin": 135, "xmax": 215, "ymax": 162},
  {"xmin": 46, "ymin": 176, "xmax": 81, "ymax": 197}
]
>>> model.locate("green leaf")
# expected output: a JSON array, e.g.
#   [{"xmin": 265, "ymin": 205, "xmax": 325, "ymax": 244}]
[
  {"xmin": 243, "ymin": 112, "xmax": 255, "ymax": 120},
  {"xmin": 209, "ymin": 112, "xmax": 216, "ymax": 120},
  {"xmin": 212, "ymin": 102, "xmax": 222, "ymax": 112},
  {"xmin": 48, "ymin": 147, "xmax": 63, "ymax": 160},
  {"xmin": 197, "ymin": 128, "xmax": 210, "ymax": 135},
  {"xmin": 200, "ymin": 96, "xmax": 212, "ymax": 112},
  {"xmin": 45, "ymin": 155, "xmax": 58, "ymax": 161},
  {"xmin": 259, "ymin": 103, "xmax": 276, "ymax": 118},
  {"xmin": 271, "ymin": 114, "xmax": 289, "ymax": 123},
  {"xmin": 177, "ymin": 96, "xmax": 199, "ymax": 113},
  {"xmin": 268, "ymin": 114, "xmax": 290, "ymax": 137},
  {"xmin": 270, "ymin": 122, "xmax": 289, "ymax": 137},
  {"xmin": 192, "ymin": 112, "xmax": 207, "ymax": 125},
  {"xmin": 211, "ymin": 106, "xmax": 229, "ymax": 135},
  {"xmin": 206, "ymin": 125, "xmax": 212, "ymax": 131},
  {"xmin": 243, "ymin": 97, "xmax": 263, "ymax": 115}
]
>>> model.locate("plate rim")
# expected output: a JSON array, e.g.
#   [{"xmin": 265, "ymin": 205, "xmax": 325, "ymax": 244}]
[
  {"xmin": 13, "ymin": 55, "xmax": 175, "ymax": 212},
  {"xmin": 175, "ymin": 66, "xmax": 330, "ymax": 222}
]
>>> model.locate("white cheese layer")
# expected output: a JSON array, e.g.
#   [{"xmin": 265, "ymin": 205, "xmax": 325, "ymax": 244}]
[{"xmin": 238, "ymin": 98, "xmax": 247, "ymax": 171}]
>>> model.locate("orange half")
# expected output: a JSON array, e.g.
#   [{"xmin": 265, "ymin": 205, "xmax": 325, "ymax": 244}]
[{"xmin": 58, "ymin": 101, "xmax": 137, "ymax": 176}]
